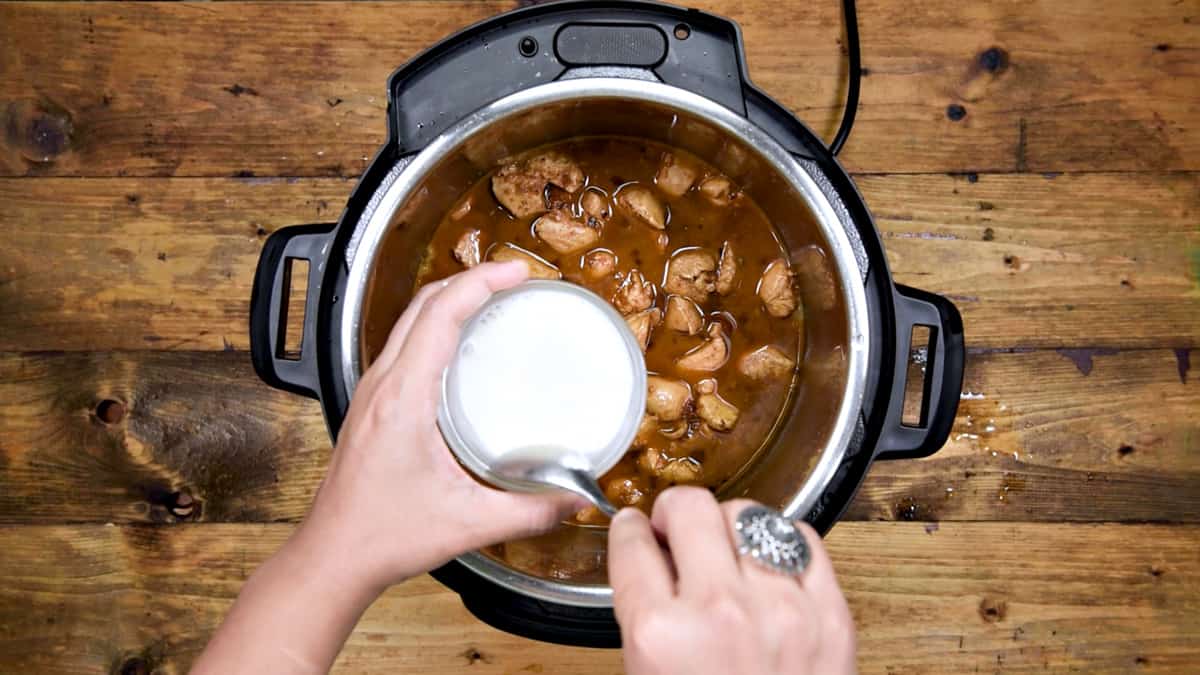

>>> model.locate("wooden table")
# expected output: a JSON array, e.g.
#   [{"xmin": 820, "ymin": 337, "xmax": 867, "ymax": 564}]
[{"xmin": 1, "ymin": 1, "xmax": 1197, "ymax": 672}]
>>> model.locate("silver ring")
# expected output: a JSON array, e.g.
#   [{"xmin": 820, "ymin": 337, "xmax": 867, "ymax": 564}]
[{"xmin": 734, "ymin": 505, "xmax": 810, "ymax": 576}]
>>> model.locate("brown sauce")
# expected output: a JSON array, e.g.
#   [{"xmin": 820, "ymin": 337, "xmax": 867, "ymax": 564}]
[{"xmin": 415, "ymin": 136, "xmax": 804, "ymax": 526}]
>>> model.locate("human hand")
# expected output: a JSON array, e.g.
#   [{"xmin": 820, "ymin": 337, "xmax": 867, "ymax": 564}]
[
  {"xmin": 609, "ymin": 487, "xmax": 856, "ymax": 675},
  {"xmin": 296, "ymin": 261, "xmax": 584, "ymax": 594}
]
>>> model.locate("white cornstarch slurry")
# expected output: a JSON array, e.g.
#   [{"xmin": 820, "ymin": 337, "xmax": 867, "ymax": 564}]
[{"xmin": 440, "ymin": 281, "xmax": 647, "ymax": 487}]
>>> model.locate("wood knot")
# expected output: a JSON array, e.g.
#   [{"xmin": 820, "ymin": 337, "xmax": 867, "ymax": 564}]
[
  {"xmin": 168, "ymin": 489, "xmax": 200, "ymax": 520},
  {"xmin": 115, "ymin": 657, "xmax": 150, "ymax": 675},
  {"xmin": 95, "ymin": 399, "xmax": 127, "ymax": 425},
  {"xmin": 5, "ymin": 99, "xmax": 74, "ymax": 163},
  {"xmin": 459, "ymin": 647, "xmax": 490, "ymax": 665},
  {"xmin": 979, "ymin": 597, "xmax": 1007, "ymax": 623},
  {"xmin": 978, "ymin": 47, "xmax": 1010, "ymax": 73},
  {"xmin": 946, "ymin": 104, "xmax": 967, "ymax": 121}
]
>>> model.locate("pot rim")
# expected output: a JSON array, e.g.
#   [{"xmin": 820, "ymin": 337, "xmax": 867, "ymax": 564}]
[{"xmin": 338, "ymin": 77, "xmax": 870, "ymax": 607}]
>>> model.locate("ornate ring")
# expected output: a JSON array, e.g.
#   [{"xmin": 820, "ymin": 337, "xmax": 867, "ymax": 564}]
[{"xmin": 733, "ymin": 505, "xmax": 810, "ymax": 576}]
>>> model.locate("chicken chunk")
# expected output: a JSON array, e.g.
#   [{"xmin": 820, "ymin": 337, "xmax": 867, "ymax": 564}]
[
  {"xmin": 655, "ymin": 152, "xmax": 699, "ymax": 197},
  {"xmin": 612, "ymin": 268, "xmax": 655, "ymax": 315},
  {"xmin": 488, "ymin": 243, "xmax": 561, "ymax": 279},
  {"xmin": 449, "ymin": 198, "xmax": 472, "ymax": 221},
  {"xmin": 758, "ymin": 258, "xmax": 797, "ymax": 318},
  {"xmin": 738, "ymin": 345, "xmax": 796, "ymax": 380},
  {"xmin": 698, "ymin": 175, "xmax": 735, "ymax": 206},
  {"xmin": 676, "ymin": 322, "xmax": 729, "ymax": 372},
  {"xmin": 663, "ymin": 295, "xmax": 704, "ymax": 335},
  {"xmin": 581, "ymin": 189, "xmax": 609, "ymax": 223},
  {"xmin": 491, "ymin": 151, "xmax": 584, "ymax": 218},
  {"xmin": 582, "ymin": 249, "xmax": 617, "ymax": 280},
  {"xmin": 716, "ymin": 241, "xmax": 737, "ymax": 295},
  {"xmin": 625, "ymin": 307, "xmax": 662, "ymax": 352},
  {"xmin": 452, "ymin": 229, "xmax": 482, "ymax": 268},
  {"xmin": 663, "ymin": 248, "xmax": 717, "ymax": 304},
  {"xmin": 616, "ymin": 184, "xmax": 667, "ymax": 230},
  {"xmin": 604, "ymin": 474, "xmax": 650, "ymax": 507},
  {"xmin": 634, "ymin": 413, "xmax": 659, "ymax": 447},
  {"xmin": 575, "ymin": 506, "xmax": 609, "ymax": 525},
  {"xmin": 695, "ymin": 379, "xmax": 740, "ymax": 431},
  {"xmin": 646, "ymin": 375, "xmax": 691, "ymax": 422},
  {"xmin": 637, "ymin": 447, "xmax": 701, "ymax": 483},
  {"xmin": 533, "ymin": 208, "xmax": 599, "ymax": 254}
]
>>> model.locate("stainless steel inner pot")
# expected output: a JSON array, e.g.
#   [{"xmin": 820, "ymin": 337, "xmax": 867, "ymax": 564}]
[{"xmin": 338, "ymin": 78, "xmax": 869, "ymax": 607}]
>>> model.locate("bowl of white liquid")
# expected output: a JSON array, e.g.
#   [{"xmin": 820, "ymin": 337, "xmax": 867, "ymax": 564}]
[{"xmin": 438, "ymin": 280, "xmax": 648, "ymax": 491}]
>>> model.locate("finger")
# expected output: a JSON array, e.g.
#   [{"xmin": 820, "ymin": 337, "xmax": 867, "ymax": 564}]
[
  {"xmin": 469, "ymin": 487, "xmax": 587, "ymax": 544},
  {"xmin": 649, "ymin": 487, "xmax": 739, "ymax": 596},
  {"xmin": 719, "ymin": 500, "xmax": 810, "ymax": 596},
  {"xmin": 372, "ymin": 279, "xmax": 448, "ymax": 373},
  {"xmin": 791, "ymin": 522, "xmax": 852, "ymax": 618},
  {"xmin": 390, "ymin": 261, "xmax": 528, "ymax": 388},
  {"xmin": 608, "ymin": 508, "xmax": 675, "ymax": 622}
]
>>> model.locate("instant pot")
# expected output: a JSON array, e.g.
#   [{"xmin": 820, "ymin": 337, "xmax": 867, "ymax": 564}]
[{"xmin": 250, "ymin": 0, "xmax": 964, "ymax": 647}]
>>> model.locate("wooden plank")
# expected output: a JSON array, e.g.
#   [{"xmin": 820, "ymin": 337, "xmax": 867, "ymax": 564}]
[
  {"xmin": 1, "ymin": 348, "xmax": 1195, "ymax": 525},
  {"xmin": 0, "ymin": 1, "xmax": 1195, "ymax": 177},
  {"xmin": 0, "ymin": 522, "xmax": 1195, "ymax": 674},
  {"xmin": 2, "ymin": 172, "xmax": 1196, "ymax": 352}
]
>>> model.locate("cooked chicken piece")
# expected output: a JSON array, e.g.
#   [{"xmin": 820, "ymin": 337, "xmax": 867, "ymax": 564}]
[
  {"xmin": 695, "ymin": 379, "xmax": 740, "ymax": 431},
  {"xmin": 581, "ymin": 189, "xmax": 609, "ymax": 223},
  {"xmin": 738, "ymin": 345, "xmax": 796, "ymax": 380},
  {"xmin": 488, "ymin": 243, "xmax": 561, "ymax": 279},
  {"xmin": 575, "ymin": 505, "xmax": 609, "ymax": 525},
  {"xmin": 676, "ymin": 322, "xmax": 729, "ymax": 372},
  {"xmin": 794, "ymin": 246, "xmax": 837, "ymax": 311},
  {"xmin": 758, "ymin": 258, "xmax": 797, "ymax": 318},
  {"xmin": 582, "ymin": 249, "xmax": 617, "ymax": 280},
  {"xmin": 449, "ymin": 198, "xmax": 472, "ymax": 221},
  {"xmin": 663, "ymin": 248, "xmax": 717, "ymax": 303},
  {"xmin": 646, "ymin": 375, "xmax": 691, "ymax": 422},
  {"xmin": 634, "ymin": 413, "xmax": 659, "ymax": 446},
  {"xmin": 616, "ymin": 184, "xmax": 667, "ymax": 230},
  {"xmin": 698, "ymin": 175, "xmax": 735, "ymax": 206},
  {"xmin": 659, "ymin": 424, "xmax": 689, "ymax": 440},
  {"xmin": 637, "ymin": 447, "xmax": 701, "ymax": 483},
  {"xmin": 491, "ymin": 151, "xmax": 584, "ymax": 218},
  {"xmin": 661, "ymin": 457, "xmax": 702, "ymax": 484},
  {"xmin": 655, "ymin": 152, "xmax": 699, "ymax": 197},
  {"xmin": 625, "ymin": 307, "xmax": 662, "ymax": 352},
  {"xmin": 533, "ymin": 208, "xmax": 599, "ymax": 254},
  {"xmin": 638, "ymin": 446, "xmax": 668, "ymax": 476},
  {"xmin": 452, "ymin": 229, "xmax": 482, "ymax": 268},
  {"xmin": 663, "ymin": 295, "xmax": 704, "ymax": 335},
  {"xmin": 612, "ymin": 269, "xmax": 655, "ymax": 314},
  {"xmin": 604, "ymin": 474, "xmax": 650, "ymax": 507},
  {"xmin": 716, "ymin": 241, "xmax": 737, "ymax": 295}
]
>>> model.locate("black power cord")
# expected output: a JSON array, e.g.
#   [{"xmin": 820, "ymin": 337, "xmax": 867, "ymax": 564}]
[{"xmin": 827, "ymin": 0, "xmax": 861, "ymax": 156}]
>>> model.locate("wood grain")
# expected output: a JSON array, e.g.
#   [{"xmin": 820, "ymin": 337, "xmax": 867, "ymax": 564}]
[
  {"xmin": 2, "ymin": 348, "xmax": 1194, "ymax": 524},
  {"xmin": 2, "ymin": 172, "xmax": 1196, "ymax": 352},
  {"xmin": 0, "ymin": 1, "xmax": 1195, "ymax": 177},
  {"xmin": 0, "ymin": 522, "xmax": 1196, "ymax": 674}
]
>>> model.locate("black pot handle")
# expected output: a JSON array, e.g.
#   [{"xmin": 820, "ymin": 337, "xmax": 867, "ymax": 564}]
[
  {"xmin": 875, "ymin": 285, "xmax": 965, "ymax": 460},
  {"xmin": 249, "ymin": 223, "xmax": 336, "ymax": 399}
]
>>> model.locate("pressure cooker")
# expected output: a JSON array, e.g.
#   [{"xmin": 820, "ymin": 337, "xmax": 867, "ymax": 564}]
[{"xmin": 250, "ymin": 0, "xmax": 965, "ymax": 647}]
